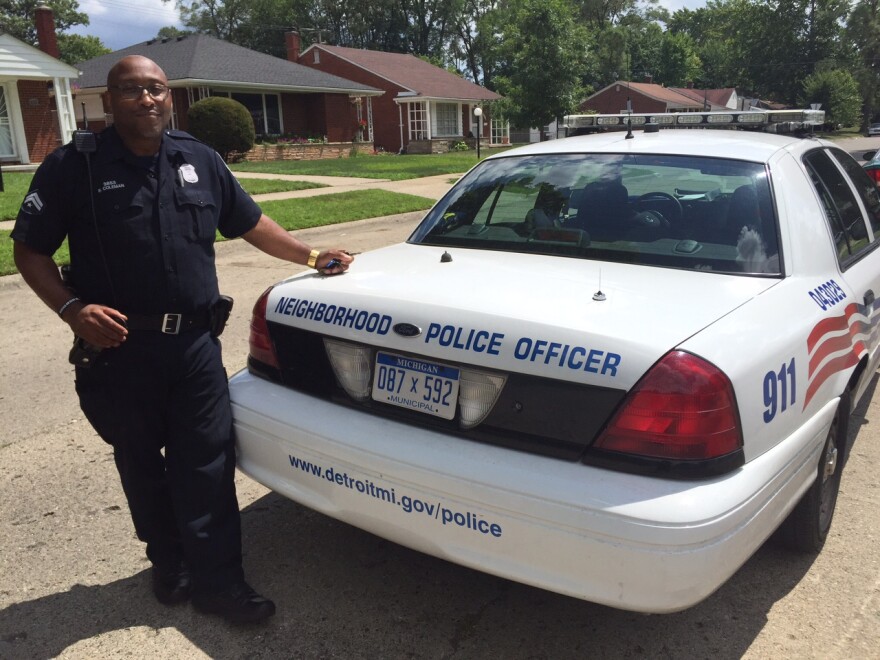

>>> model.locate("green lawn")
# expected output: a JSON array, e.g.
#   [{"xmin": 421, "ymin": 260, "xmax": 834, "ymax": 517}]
[
  {"xmin": 0, "ymin": 231, "xmax": 69, "ymax": 277},
  {"xmin": 0, "ymin": 189, "xmax": 433, "ymax": 276},
  {"xmin": 0, "ymin": 172, "xmax": 33, "ymax": 221},
  {"xmin": 230, "ymin": 149, "xmax": 496, "ymax": 180},
  {"xmin": 259, "ymin": 189, "xmax": 433, "ymax": 230},
  {"xmin": 0, "ymin": 171, "xmax": 327, "ymax": 220}
]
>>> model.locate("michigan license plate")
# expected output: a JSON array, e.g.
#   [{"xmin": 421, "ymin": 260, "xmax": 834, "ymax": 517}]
[{"xmin": 372, "ymin": 352, "xmax": 460, "ymax": 419}]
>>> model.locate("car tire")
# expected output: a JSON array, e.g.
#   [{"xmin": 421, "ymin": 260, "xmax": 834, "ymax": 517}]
[{"xmin": 779, "ymin": 389, "xmax": 850, "ymax": 553}]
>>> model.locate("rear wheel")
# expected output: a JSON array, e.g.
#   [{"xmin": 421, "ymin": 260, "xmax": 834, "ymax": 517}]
[{"xmin": 779, "ymin": 390, "xmax": 849, "ymax": 553}]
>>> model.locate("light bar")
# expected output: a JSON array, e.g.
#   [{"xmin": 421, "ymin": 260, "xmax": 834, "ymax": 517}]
[
  {"xmin": 676, "ymin": 114, "xmax": 703, "ymax": 124},
  {"xmin": 561, "ymin": 108, "xmax": 825, "ymax": 135}
]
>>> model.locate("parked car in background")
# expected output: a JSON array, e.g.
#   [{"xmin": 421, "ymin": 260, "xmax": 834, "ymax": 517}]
[
  {"xmin": 863, "ymin": 149, "xmax": 880, "ymax": 185},
  {"xmin": 867, "ymin": 123, "xmax": 880, "ymax": 137},
  {"xmin": 229, "ymin": 112, "xmax": 880, "ymax": 614}
]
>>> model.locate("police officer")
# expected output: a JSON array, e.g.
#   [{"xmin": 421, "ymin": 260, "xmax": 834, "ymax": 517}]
[{"xmin": 12, "ymin": 55, "xmax": 354, "ymax": 624}]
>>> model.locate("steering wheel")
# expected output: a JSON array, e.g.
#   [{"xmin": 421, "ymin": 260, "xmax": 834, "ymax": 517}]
[{"xmin": 635, "ymin": 192, "xmax": 683, "ymax": 225}]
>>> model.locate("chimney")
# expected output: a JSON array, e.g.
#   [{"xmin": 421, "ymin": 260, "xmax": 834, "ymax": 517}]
[
  {"xmin": 643, "ymin": 75, "xmax": 653, "ymax": 85},
  {"xmin": 35, "ymin": 1, "xmax": 60, "ymax": 59},
  {"xmin": 285, "ymin": 31, "xmax": 301, "ymax": 62}
]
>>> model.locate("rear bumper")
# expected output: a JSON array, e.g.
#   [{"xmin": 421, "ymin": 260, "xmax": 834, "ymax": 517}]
[{"xmin": 229, "ymin": 370, "xmax": 834, "ymax": 613}]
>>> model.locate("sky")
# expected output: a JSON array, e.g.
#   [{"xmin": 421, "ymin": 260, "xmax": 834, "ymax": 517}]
[{"xmin": 69, "ymin": 0, "xmax": 708, "ymax": 53}]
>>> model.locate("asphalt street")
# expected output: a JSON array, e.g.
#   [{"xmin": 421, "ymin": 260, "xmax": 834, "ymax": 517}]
[{"xmin": 2, "ymin": 142, "xmax": 880, "ymax": 658}]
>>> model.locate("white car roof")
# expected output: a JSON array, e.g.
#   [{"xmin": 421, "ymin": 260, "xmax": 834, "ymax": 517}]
[{"xmin": 490, "ymin": 129, "xmax": 831, "ymax": 164}]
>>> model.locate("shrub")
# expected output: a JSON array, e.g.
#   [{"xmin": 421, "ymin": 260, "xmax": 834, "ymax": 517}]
[
  {"xmin": 451, "ymin": 140, "xmax": 470, "ymax": 151},
  {"xmin": 187, "ymin": 97, "xmax": 255, "ymax": 161}
]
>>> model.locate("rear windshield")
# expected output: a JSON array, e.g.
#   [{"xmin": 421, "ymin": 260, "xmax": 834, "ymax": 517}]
[{"xmin": 410, "ymin": 153, "xmax": 780, "ymax": 276}]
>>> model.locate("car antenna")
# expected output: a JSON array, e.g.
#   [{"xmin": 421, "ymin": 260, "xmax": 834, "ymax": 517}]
[
  {"xmin": 593, "ymin": 268, "xmax": 606, "ymax": 301},
  {"xmin": 625, "ymin": 97, "xmax": 634, "ymax": 140}
]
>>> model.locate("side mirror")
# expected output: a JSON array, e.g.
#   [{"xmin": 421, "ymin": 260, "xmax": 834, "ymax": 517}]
[{"xmin": 863, "ymin": 150, "xmax": 877, "ymax": 161}]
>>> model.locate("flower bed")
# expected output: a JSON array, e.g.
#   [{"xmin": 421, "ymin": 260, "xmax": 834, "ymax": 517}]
[{"xmin": 232, "ymin": 142, "xmax": 375, "ymax": 162}]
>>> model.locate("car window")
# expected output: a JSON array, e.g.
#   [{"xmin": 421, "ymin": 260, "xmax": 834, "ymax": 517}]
[
  {"xmin": 411, "ymin": 153, "xmax": 780, "ymax": 276},
  {"xmin": 803, "ymin": 149, "xmax": 874, "ymax": 266},
  {"xmin": 829, "ymin": 149, "xmax": 880, "ymax": 241}
]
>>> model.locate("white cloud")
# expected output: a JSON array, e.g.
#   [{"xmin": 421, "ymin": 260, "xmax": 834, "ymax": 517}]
[{"xmin": 69, "ymin": 0, "xmax": 183, "ymax": 50}]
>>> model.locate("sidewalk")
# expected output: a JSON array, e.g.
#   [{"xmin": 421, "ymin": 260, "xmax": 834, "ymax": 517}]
[
  {"xmin": 238, "ymin": 171, "xmax": 460, "ymax": 203},
  {"xmin": 0, "ymin": 172, "xmax": 457, "ymax": 231}
]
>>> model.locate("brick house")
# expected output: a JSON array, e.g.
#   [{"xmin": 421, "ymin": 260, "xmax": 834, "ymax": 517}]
[
  {"xmin": 74, "ymin": 34, "xmax": 382, "ymax": 144},
  {"xmin": 0, "ymin": 5, "xmax": 77, "ymax": 164},
  {"xmin": 582, "ymin": 81, "xmax": 704, "ymax": 115},
  {"xmin": 291, "ymin": 36, "xmax": 503, "ymax": 154}
]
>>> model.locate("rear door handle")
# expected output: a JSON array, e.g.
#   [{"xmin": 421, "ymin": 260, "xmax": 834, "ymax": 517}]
[{"xmin": 865, "ymin": 289, "xmax": 875, "ymax": 307}]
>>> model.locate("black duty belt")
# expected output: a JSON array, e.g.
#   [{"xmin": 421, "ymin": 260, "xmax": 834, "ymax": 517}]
[{"xmin": 125, "ymin": 311, "xmax": 210, "ymax": 335}]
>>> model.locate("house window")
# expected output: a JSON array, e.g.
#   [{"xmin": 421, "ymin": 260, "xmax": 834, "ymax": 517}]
[
  {"xmin": 209, "ymin": 90, "xmax": 282, "ymax": 135},
  {"xmin": 409, "ymin": 102, "xmax": 429, "ymax": 140},
  {"xmin": 433, "ymin": 102, "xmax": 459, "ymax": 137}
]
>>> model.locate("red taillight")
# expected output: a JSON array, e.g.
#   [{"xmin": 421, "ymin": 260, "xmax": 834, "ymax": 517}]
[
  {"xmin": 248, "ymin": 287, "xmax": 279, "ymax": 369},
  {"xmin": 595, "ymin": 351, "xmax": 742, "ymax": 460},
  {"xmin": 866, "ymin": 167, "xmax": 880, "ymax": 185}
]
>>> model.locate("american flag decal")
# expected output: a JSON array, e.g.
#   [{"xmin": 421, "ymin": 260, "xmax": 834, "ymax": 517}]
[{"xmin": 805, "ymin": 300, "xmax": 880, "ymax": 408}]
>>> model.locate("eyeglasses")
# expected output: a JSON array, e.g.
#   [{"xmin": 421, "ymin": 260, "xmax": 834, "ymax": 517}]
[{"xmin": 109, "ymin": 84, "xmax": 170, "ymax": 101}]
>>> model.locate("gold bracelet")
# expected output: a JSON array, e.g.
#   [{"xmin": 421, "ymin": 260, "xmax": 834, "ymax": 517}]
[{"xmin": 307, "ymin": 249, "xmax": 320, "ymax": 269}]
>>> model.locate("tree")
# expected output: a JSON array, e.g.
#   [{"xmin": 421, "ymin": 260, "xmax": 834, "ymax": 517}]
[
  {"xmin": 655, "ymin": 31, "xmax": 701, "ymax": 86},
  {"xmin": 492, "ymin": 0, "xmax": 589, "ymax": 128},
  {"xmin": 169, "ymin": 0, "xmax": 467, "ymax": 61},
  {"xmin": 0, "ymin": 0, "xmax": 88, "ymax": 44},
  {"xmin": 576, "ymin": 0, "xmax": 641, "ymax": 28},
  {"xmin": 844, "ymin": 0, "xmax": 880, "ymax": 128},
  {"xmin": 667, "ymin": 0, "xmax": 848, "ymax": 104},
  {"xmin": 156, "ymin": 26, "xmax": 192, "ymax": 40},
  {"xmin": 56, "ymin": 33, "xmax": 110, "ymax": 65},
  {"xmin": 801, "ymin": 69, "xmax": 862, "ymax": 128},
  {"xmin": 0, "ymin": 1, "xmax": 109, "ymax": 66},
  {"xmin": 450, "ymin": 0, "xmax": 498, "ymax": 84}
]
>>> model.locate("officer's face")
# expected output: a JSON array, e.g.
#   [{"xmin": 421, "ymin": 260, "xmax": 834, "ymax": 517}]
[{"xmin": 107, "ymin": 56, "xmax": 173, "ymax": 152}]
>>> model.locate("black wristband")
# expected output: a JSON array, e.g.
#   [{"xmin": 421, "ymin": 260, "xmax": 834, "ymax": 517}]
[{"xmin": 58, "ymin": 296, "xmax": 81, "ymax": 318}]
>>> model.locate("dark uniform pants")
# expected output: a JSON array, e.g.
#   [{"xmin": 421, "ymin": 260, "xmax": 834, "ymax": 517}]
[{"xmin": 75, "ymin": 330, "xmax": 243, "ymax": 592}]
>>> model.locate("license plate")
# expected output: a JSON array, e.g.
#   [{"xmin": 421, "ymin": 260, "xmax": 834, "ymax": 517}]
[{"xmin": 372, "ymin": 352, "xmax": 460, "ymax": 419}]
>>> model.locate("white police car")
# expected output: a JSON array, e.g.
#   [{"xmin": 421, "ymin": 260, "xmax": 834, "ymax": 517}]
[{"xmin": 229, "ymin": 110, "xmax": 880, "ymax": 613}]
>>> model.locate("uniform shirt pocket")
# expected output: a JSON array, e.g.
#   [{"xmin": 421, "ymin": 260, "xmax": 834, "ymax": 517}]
[
  {"xmin": 174, "ymin": 185, "xmax": 218, "ymax": 242},
  {"xmin": 93, "ymin": 186, "xmax": 153, "ymax": 248}
]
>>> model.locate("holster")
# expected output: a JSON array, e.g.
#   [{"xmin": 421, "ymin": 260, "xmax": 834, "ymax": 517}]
[
  {"xmin": 209, "ymin": 295, "xmax": 234, "ymax": 337},
  {"xmin": 69, "ymin": 336, "xmax": 103, "ymax": 368}
]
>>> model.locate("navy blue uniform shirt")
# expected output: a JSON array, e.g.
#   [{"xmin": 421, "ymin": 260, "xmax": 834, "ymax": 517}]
[{"xmin": 13, "ymin": 126, "xmax": 262, "ymax": 314}]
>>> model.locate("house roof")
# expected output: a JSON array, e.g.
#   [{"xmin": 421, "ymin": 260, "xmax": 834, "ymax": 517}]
[
  {"xmin": 76, "ymin": 34, "xmax": 381, "ymax": 95},
  {"xmin": 583, "ymin": 81, "xmax": 703, "ymax": 110},
  {"xmin": 670, "ymin": 87, "xmax": 737, "ymax": 108},
  {"xmin": 0, "ymin": 32, "xmax": 79, "ymax": 79},
  {"xmin": 303, "ymin": 44, "xmax": 502, "ymax": 103}
]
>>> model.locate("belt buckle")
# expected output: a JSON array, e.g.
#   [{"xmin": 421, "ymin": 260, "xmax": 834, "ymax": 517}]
[{"xmin": 162, "ymin": 313, "xmax": 182, "ymax": 335}]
